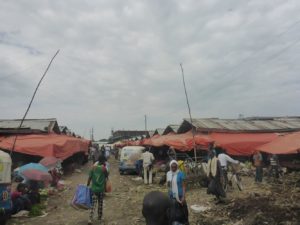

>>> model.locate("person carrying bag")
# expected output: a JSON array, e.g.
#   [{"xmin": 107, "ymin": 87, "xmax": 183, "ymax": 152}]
[{"xmin": 87, "ymin": 155, "xmax": 108, "ymax": 224}]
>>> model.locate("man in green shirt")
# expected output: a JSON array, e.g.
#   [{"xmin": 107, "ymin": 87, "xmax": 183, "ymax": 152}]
[{"xmin": 87, "ymin": 155, "xmax": 108, "ymax": 224}]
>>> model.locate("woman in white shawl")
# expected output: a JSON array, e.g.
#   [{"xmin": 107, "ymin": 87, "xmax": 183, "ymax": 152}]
[{"xmin": 167, "ymin": 160, "xmax": 189, "ymax": 224}]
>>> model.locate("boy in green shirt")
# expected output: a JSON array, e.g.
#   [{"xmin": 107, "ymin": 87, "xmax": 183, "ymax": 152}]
[{"xmin": 87, "ymin": 155, "xmax": 108, "ymax": 224}]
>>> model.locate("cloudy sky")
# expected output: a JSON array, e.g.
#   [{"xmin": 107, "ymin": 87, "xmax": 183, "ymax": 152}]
[{"xmin": 1, "ymin": 0, "xmax": 300, "ymax": 139}]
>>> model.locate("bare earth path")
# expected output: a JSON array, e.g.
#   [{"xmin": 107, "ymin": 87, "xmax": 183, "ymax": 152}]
[
  {"xmin": 8, "ymin": 158, "xmax": 300, "ymax": 225},
  {"xmin": 8, "ymin": 158, "xmax": 156, "ymax": 225}
]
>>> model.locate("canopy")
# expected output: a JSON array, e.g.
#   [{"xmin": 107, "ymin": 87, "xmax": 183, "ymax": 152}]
[
  {"xmin": 164, "ymin": 132, "xmax": 192, "ymax": 151},
  {"xmin": 20, "ymin": 169, "xmax": 52, "ymax": 182},
  {"xmin": 19, "ymin": 163, "xmax": 48, "ymax": 173},
  {"xmin": 0, "ymin": 134, "xmax": 90, "ymax": 160},
  {"xmin": 39, "ymin": 156, "xmax": 61, "ymax": 169},
  {"xmin": 123, "ymin": 131, "xmax": 284, "ymax": 156},
  {"xmin": 141, "ymin": 132, "xmax": 211, "ymax": 151},
  {"xmin": 211, "ymin": 132, "xmax": 279, "ymax": 156},
  {"xmin": 257, "ymin": 132, "xmax": 300, "ymax": 155}
]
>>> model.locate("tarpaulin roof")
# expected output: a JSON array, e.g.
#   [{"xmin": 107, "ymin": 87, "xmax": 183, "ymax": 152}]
[
  {"xmin": 165, "ymin": 131, "xmax": 211, "ymax": 151},
  {"xmin": 132, "ymin": 130, "xmax": 288, "ymax": 156},
  {"xmin": 257, "ymin": 132, "xmax": 300, "ymax": 155},
  {"xmin": 141, "ymin": 132, "xmax": 211, "ymax": 151},
  {"xmin": 0, "ymin": 134, "xmax": 90, "ymax": 160},
  {"xmin": 211, "ymin": 132, "xmax": 279, "ymax": 156},
  {"xmin": 142, "ymin": 133, "xmax": 174, "ymax": 147},
  {"xmin": 164, "ymin": 132, "xmax": 193, "ymax": 151}
]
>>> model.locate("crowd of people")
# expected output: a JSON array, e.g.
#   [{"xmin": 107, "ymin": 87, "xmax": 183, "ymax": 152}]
[{"xmin": 161, "ymin": 144, "xmax": 282, "ymax": 224}]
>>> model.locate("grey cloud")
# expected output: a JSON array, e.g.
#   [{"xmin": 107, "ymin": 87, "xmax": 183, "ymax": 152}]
[{"xmin": 0, "ymin": 0, "xmax": 300, "ymax": 138}]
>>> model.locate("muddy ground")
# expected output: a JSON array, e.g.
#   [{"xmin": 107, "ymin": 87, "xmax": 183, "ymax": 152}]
[{"xmin": 7, "ymin": 158, "xmax": 300, "ymax": 225}]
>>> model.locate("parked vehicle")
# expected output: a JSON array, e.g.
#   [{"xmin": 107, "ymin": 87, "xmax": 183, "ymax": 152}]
[
  {"xmin": 119, "ymin": 146, "xmax": 145, "ymax": 175},
  {"xmin": 0, "ymin": 150, "xmax": 12, "ymax": 225}
]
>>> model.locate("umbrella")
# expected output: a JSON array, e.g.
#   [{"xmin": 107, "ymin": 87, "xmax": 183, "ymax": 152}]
[
  {"xmin": 19, "ymin": 163, "xmax": 48, "ymax": 173},
  {"xmin": 39, "ymin": 157, "xmax": 61, "ymax": 169},
  {"xmin": 20, "ymin": 169, "xmax": 52, "ymax": 182}
]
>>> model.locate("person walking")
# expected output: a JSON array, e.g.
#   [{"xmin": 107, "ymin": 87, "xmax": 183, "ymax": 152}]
[
  {"xmin": 87, "ymin": 155, "xmax": 108, "ymax": 225},
  {"xmin": 141, "ymin": 148, "xmax": 155, "ymax": 184},
  {"xmin": 253, "ymin": 151, "xmax": 263, "ymax": 182},
  {"xmin": 167, "ymin": 160, "xmax": 189, "ymax": 224},
  {"xmin": 218, "ymin": 150, "xmax": 240, "ymax": 187},
  {"xmin": 207, "ymin": 150, "xmax": 226, "ymax": 204}
]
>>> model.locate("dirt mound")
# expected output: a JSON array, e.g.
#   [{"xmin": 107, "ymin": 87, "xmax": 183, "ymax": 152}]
[{"xmin": 227, "ymin": 195, "xmax": 300, "ymax": 225}]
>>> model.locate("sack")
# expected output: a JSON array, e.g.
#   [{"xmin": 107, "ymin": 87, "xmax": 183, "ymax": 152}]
[
  {"xmin": 71, "ymin": 184, "xmax": 92, "ymax": 210},
  {"xmin": 105, "ymin": 180, "xmax": 112, "ymax": 193}
]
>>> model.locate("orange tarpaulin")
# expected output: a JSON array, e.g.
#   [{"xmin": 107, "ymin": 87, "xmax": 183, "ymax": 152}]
[
  {"xmin": 0, "ymin": 134, "xmax": 90, "ymax": 160},
  {"xmin": 141, "ymin": 132, "xmax": 211, "ymax": 151},
  {"xmin": 164, "ymin": 131, "xmax": 211, "ymax": 151},
  {"xmin": 211, "ymin": 133, "xmax": 279, "ymax": 156},
  {"xmin": 163, "ymin": 132, "xmax": 193, "ymax": 151},
  {"xmin": 138, "ymin": 131, "xmax": 281, "ymax": 155},
  {"xmin": 141, "ymin": 133, "xmax": 173, "ymax": 147},
  {"xmin": 187, "ymin": 133, "xmax": 212, "ymax": 150},
  {"xmin": 257, "ymin": 132, "xmax": 300, "ymax": 155}
]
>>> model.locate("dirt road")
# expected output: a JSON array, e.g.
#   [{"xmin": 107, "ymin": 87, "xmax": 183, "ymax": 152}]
[
  {"xmin": 8, "ymin": 158, "xmax": 159, "ymax": 225},
  {"xmin": 7, "ymin": 158, "xmax": 300, "ymax": 225}
]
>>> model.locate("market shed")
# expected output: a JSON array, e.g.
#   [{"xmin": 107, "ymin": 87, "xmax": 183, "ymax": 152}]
[
  {"xmin": 178, "ymin": 117, "xmax": 300, "ymax": 134},
  {"xmin": 153, "ymin": 128, "xmax": 165, "ymax": 136},
  {"xmin": 0, "ymin": 118, "xmax": 60, "ymax": 135},
  {"xmin": 163, "ymin": 125, "xmax": 180, "ymax": 135},
  {"xmin": 0, "ymin": 134, "xmax": 90, "ymax": 160}
]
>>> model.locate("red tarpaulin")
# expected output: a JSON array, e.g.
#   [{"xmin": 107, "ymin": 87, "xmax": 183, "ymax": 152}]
[
  {"xmin": 164, "ymin": 131, "xmax": 210, "ymax": 151},
  {"xmin": 211, "ymin": 133, "xmax": 279, "ymax": 156},
  {"xmin": 257, "ymin": 132, "xmax": 300, "ymax": 155},
  {"xmin": 142, "ymin": 134, "xmax": 163, "ymax": 147},
  {"xmin": 187, "ymin": 133, "xmax": 212, "ymax": 150},
  {"xmin": 141, "ymin": 132, "xmax": 211, "ymax": 151},
  {"xmin": 0, "ymin": 134, "xmax": 90, "ymax": 160},
  {"xmin": 163, "ymin": 132, "xmax": 193, "ymax": 151}
]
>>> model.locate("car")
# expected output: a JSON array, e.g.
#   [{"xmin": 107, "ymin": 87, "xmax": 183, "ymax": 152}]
[{"xmin": 119, "ymin": 146, "xmax": 145, "ymax": 175}]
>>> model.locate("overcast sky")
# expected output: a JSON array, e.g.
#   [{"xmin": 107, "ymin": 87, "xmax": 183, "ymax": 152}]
[{"xmin": 1, "ymin": 0, "xmax": 300, "ymax": 139}]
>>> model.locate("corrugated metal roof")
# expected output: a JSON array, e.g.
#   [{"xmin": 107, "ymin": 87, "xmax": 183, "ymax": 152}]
[
  {"xmin": 148, "ymin": 131, "xmax": 155, "ymax": 137},
  {"xmin": 59, "ymin": 126, "xmax": 70, "ymax": 134},
  {"xmin": 163, "ymin": 125, "xmax": 180, "ymax": 135},
  {"xmin": 154, "ymin": 128, "xmax": 165, "ymax": 135},
  {"xmin": 179, "ymin": 117, "xmax": 300, "ymax": 133},
  {"xmin": 0, "ymin": 118, "xmax": 60, "ymax": 134}
]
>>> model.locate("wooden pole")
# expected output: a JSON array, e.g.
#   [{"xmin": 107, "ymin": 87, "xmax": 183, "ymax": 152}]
[
  {"xmin": 180, "ymin": 63, "xmax": 197, "ymax": 162},
  {"xmin": 10, "ymin": 50, "xmax": 60, "ymax": 156}
]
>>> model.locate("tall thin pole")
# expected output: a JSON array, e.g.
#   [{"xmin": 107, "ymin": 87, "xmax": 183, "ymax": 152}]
[
  {"xmin": 144, "ymin": 115, "xmax": 147, "ymax": 132},
  {"xmin": 91, "ymin": 127, "xmax": 94, "ymax": 141},
  {"xmin": 10, "ymin": 50, "xmax": 60, "ymax": 155},
  {"xmin": 180, "ymin": 63, "xmax": 197, "ymax": 162}
]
